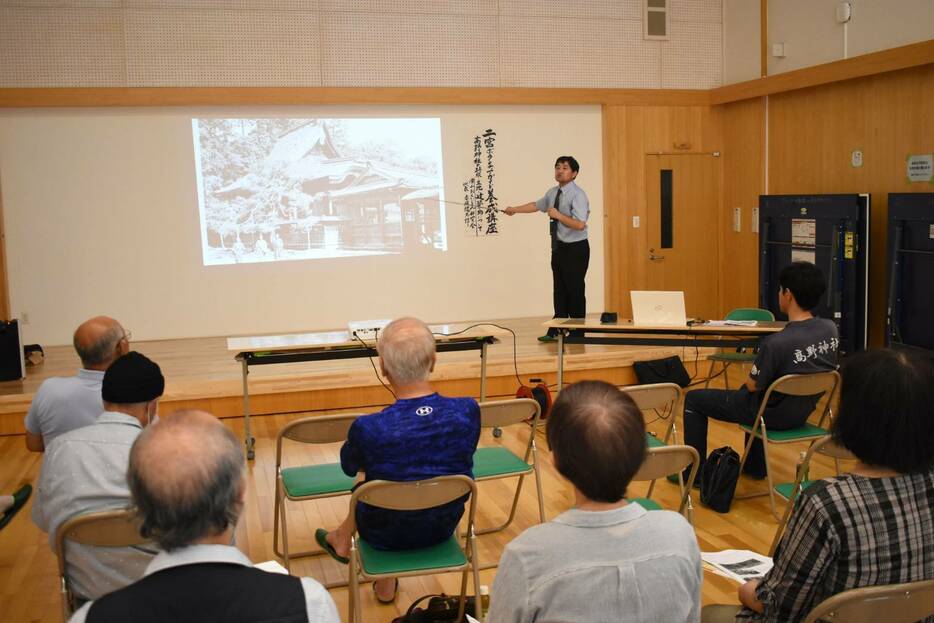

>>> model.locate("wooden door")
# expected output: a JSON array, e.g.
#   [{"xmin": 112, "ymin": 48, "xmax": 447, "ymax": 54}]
[{"xmin": 644, "ymin": 154, "xmax": 720, "ymax": 320}]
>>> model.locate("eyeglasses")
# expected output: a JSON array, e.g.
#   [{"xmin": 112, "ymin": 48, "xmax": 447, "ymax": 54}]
[{"xmin": 121, "ymin": 330, "xmax": 133, "ymax": 342}]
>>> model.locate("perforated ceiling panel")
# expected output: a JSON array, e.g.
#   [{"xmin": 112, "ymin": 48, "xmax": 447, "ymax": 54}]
[
  {"xmin": 670, "ymin": 0, "xmax": 722, "ymax": 23},
  {"xmin": 661, "ymin": 21, "xmax": 722, "ymax": 88},
  {"xmin": 0, "ymin": 6, "xmax": 126, "ymax": 87},
  {"xmin": 125, "ymin": 8, "xmax": 321, "ymax": 86},
  {"xmin": 500, "ymin": 16, "xmax": 660, "ymax": 88},
  {"xmin": 318, "ymin": 0, "xmax": 497, "ymax": 14},
  {"xmin": 0, "ymin": 1, "xmax": 724, "ymax": 88},
  {"xmin": 500, "ymin": 0, "xmax": 641, "ymax": 20},
  {"xmin": 320, "ymin": 11, "xmax": 499, "ymax": 87}
]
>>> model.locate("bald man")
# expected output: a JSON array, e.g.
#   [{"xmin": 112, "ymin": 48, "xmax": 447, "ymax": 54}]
[
  {"xmin": 317, "ymin": 317, "xmax": 481, "ymax": 603},
  {"xmin": 69, "ymin": 410, "xmax": 339, "ymax": 623},
  {"xmin": 25, "ymin": 316, "xmax": 130, "ymax": 452}
]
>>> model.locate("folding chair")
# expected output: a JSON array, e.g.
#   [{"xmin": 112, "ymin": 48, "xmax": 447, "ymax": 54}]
[
  {"xmin": 622, "ymin": 382, "xmax": 682, "ymax": 447},
  {"xmin": 769, "ymin": 435, "xmax": 856, "ymax": 555},
  {"xmin": 55, "ymin": 508, "xmax": 146, "ymax": 620},
  {"xmin": 802, "ymin": 578, "xmax": 934, "ymax": 623},
  {"xmin": 622, "ymin": 382, "xmax": 683, "ymax": 498},
  {"xmin": 472, "ymin": 398, "xmax": 544, "ymax": 536},
  {"xmin": 704, "ymin": 308, "xmax": 775, "ymax": 389},
  {"xmin": 273, "ymin": 413, "xmax": 359, "ymax": 571},
  {"xmin": 628, "ymin": 445, "xmax": 700, "ymax": 522},
  {"xmin": 347, "ymin": 476, "xmax": 483, "ymax": 623},
  {"xmin": 735, "ymin": 371, "xmax": 841, "ymax": 521}
]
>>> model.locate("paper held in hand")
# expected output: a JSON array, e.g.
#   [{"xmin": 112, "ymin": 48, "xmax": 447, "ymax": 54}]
[{"xmin": 702, "ymin": 550, "xmax": 774, "ymax": 584}]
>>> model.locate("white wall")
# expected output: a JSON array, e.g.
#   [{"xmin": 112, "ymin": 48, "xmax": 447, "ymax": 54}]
[
  {"xmin": 722, "ymin": 0, "xmax": 761, "ymax": 85},
  {"xmin": 0, "ymin": 0, "xmax": 723, "ymax": 89},
  {"xmin": 767, "ymin": 0, "xmax": 934, "ymax": 75},
  {"xmin": 0, "ymin": 105, "xmax": 604, "ymax": 345}
]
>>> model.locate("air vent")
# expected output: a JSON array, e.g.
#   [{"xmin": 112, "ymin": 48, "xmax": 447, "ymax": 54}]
[{"xmin": 644, "ymin": 0, "xmax": 669, "ymax": 40}]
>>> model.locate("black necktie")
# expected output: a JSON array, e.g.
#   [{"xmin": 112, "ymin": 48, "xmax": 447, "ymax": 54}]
[{"xmin": 550, "ymin": 189, "xmax": 562, "ymax": 250}]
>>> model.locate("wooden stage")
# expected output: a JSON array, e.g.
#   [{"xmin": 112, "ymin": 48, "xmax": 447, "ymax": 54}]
[{"xmin": 0, "ymin": 316, "xmax": 716, "ymax": 436}]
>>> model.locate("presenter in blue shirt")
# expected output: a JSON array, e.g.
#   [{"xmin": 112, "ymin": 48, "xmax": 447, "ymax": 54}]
[{"xmin": 505, "ymin": 156, "xmax": 590, "ymax": 342}]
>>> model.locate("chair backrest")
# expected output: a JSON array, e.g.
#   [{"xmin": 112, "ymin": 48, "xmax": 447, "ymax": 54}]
[
  {"xmin": 55, "ymin": 508, "xmax": 147, "ymax": 616},
  {"xmin": 726, "ymin": 308, "xmax": 775, "ymax": 322},
  {"xmin": 632, "ymin": 445, "xmax": 700, "ymax": 514},
  {"xmin": 348, "ymin": 475, "xmax": 478, "ymax": 534},
  {"xmin": 622, "ymin": 382, "xmax": 681, "ymax": 414},
  {"xmin": 275, "ymin": 412, "xmax": 361, "ymax": 467},
  {"xmin": 757, "ymin": 371, "xmax": 840, "ymax": 425},
  {"xmin": 478, "ymin": 398, "xmax": 540, "ymax": 429},
  {"xmin": 808, "ymin": 434, "xmax": 857, "ymax": 462},
  {"xmin": 802, "ymin": 578, "xmax": 934, "ymax": 623}
]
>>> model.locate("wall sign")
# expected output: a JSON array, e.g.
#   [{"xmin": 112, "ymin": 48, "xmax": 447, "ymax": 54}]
[{"xmin": 906, "ymin": 154, "xmax": 933, "ymax": 183}]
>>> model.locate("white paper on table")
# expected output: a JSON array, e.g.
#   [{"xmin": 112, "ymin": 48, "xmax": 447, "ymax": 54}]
[
  {"xmin": 255, "ymin": 560, "xmax": 289, "ymax": 574},
  {"xmin": 702, "ymin": 550, "xmax": 773, "ymax": 584}
]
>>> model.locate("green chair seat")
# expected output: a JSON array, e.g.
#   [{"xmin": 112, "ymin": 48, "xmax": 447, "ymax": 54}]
[
  {"xmin": 646, "ymin": 433, "xmax": 666, "ymax": 448},
  {"xmin": 473, "ymin": 447, "xmax": 531, "ymax": 479},
  {"xmin": 740, "ymin": 423, "xmax": 828, "ymax": 442},
  {"xmin": 774, "ymin": 480, "xmax": 816, "ymax": 501},
  {"xmin": 281, "ymin": 463, "xmax": 356, "ymax": 497},
  {"xmin": 358, "ymin": 535, "xmax": 467, "ymax": 575},
  {"xmin": 707, "ymin": 351, "xmax": 757, "ymax": 363},
  {"xmin": 630, "ymin": 497, "xmax": 663, "ymax": 511}
]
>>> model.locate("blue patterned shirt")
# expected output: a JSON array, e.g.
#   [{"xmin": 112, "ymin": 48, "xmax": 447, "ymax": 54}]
[{"xmin": 340, "ymin": 393, "xmax": 480, "ymax": 551}]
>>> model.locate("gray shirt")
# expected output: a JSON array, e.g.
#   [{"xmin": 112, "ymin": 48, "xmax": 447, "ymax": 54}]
[
  {"xmin": 32, "ymin": 411, "xmax": 155, "ymax": 600},
  {"xmin": 488, "ymin": 503, "xmax": 701, "ymax": 623},
  {"xmin": 535, "ymin": 181, "xmax": 589, "ymax": 243},
  {"xmin": 24, "ymin": 369, "xmax": 105, "ymax": 447},
  {"xmin": 69, "ymin": 544, "xmax": 340, "ymax": 623}
]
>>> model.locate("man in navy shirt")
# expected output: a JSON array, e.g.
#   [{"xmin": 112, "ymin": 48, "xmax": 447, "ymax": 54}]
[
  {"xmin": 683, "ymin": 262, "xmax": 839, "ymax": 482},
  {"xmin": 318, "ymin": 317, "xmax": 480, "ymax": 603}
]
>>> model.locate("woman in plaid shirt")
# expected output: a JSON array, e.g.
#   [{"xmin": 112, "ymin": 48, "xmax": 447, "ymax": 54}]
[{"xmin": 737, "ymin": 348, "xmax": 934, "ymax": 622}]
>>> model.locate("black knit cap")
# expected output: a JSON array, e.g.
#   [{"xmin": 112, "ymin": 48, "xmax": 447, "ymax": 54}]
[{"xmin": 102, "ymin": 351, "xmax": 165, "ymax": 404}]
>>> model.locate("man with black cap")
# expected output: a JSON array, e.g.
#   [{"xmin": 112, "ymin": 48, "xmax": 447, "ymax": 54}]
[{"xmin": 33, "ymin": 351, "xmax": 164, "ymax": 602}]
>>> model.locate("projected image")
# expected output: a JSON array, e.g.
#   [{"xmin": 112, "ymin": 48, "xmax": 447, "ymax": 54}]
[{"xmin": 193, "ymin": 118, "xmax": 446, "ymax": 265}]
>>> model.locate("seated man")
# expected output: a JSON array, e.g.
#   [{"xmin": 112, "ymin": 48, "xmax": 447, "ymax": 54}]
[
  {"xmin": 317, "ymin": 317, "xmax": 481, "ymax": 603},
  {"xmin": 25, "ymin": 316, "xmax": 130, "ymax": 452},
  {"xmin": 33, "ymin": 352, "xmax": 163, "ymax": 601},
  {"xmin": 70, "ymin": 410, "xmax": 339, "ymax": 623},
  {"xmin": 488, "ymin": 380, "xmax": 701, "ymax": 622},
  {"xmin": 683, "ymin": 261, "xmax": 838, "ymax": 481},
  {"xmin": 728, "ymin": 349, "xmax": 934, "ymax": 622}
]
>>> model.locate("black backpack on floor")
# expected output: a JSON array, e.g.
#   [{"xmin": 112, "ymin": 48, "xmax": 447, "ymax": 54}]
[{"xmin": 700, "ymin": 446, "xmax": 741, "ymax": 513}]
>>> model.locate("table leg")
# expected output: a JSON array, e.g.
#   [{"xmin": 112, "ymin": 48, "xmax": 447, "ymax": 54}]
[
  {"xmin": 240, "ymin": 358, "xmax": 255, "ymax": 460},
  {"xmin": 557, "ymin": 332, "xmax": 565, "ymax": 391},
  {"xmin": 479, "ymin": 340, "xmax": 488, "ymax": 402}
]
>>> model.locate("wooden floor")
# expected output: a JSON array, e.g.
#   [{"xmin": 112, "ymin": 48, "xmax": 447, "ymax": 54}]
[{"xmin": 0, "ymin": 362, "xmax": 849, "ymax": 623}]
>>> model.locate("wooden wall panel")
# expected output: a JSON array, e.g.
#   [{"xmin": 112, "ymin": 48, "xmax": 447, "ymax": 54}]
[
  {"xmin": 719, "ymin": 97, "xmax": 766, "ymax": 314},
  {"xmin": 767, "ymin": 64, "xmax": 934, "ymax": 345}
]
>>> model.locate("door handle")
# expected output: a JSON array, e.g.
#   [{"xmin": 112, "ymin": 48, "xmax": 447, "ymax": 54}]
[{"xmin": 649, "ymin": 248, "xmax": 665, "ymax": 261}]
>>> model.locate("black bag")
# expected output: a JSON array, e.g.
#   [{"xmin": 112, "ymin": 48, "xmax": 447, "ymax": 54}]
[
  {"xmin": 700, "ymin": 446, "xmax": 741, "ymax": 513},
  {"xmin": 392, "ymin": 593, "xmax": 479, "ymax": 623},
  {"xmin": 633, "ymin": 355, "xmax": 691, "ymax": 388}
]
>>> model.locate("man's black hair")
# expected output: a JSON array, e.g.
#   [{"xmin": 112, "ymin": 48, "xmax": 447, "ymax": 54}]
[
  {"xmin": 555, "ymin": 156, "xmax": 580, "ymax": 173},
  {"xmin": 779, "ymin": 261, "xmax": 826, "ymax": 311},
  {"xmin": 833, "ymin": 348, "xmax": 934, "ymax": 474},
  {"xmin": 546, "ymin": 380, "xmax": 646, "ymax": 503}
]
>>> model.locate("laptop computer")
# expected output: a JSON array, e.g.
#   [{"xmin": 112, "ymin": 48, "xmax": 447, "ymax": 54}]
[{"xmin": 630, "ymin": 291, "xmax": 688, "ymax": 327}]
